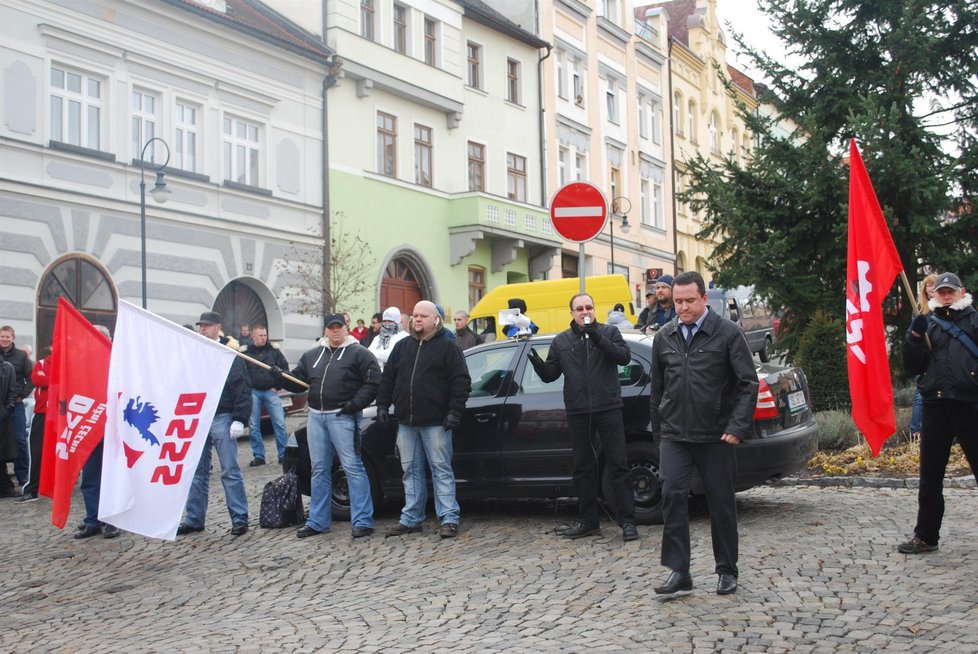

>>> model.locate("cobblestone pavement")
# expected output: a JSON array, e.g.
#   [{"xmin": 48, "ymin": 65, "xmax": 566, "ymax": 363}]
[{"xmin": 1, "ymin": 424, "xmax": 976, "ymax": 653}]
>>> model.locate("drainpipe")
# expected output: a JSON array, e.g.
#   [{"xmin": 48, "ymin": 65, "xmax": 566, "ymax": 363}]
[{"xmin": 538, "ymin": 40, "xmax": 552, "ymax": 208}]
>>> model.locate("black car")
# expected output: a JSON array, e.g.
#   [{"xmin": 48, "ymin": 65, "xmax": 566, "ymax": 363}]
[{"xmin": 283, "ymin": 333, "xmax": 819, "ymax": 525}]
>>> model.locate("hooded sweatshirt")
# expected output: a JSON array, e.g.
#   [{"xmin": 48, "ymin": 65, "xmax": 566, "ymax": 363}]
[{"xmin": 283, "ymin": 335, "xmax": 380, "ymax": 412}]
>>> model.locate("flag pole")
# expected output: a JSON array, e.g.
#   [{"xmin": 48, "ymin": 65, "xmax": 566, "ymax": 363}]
[
  {"xmin": 225, "ymin": 345, "xmax": 310, "ymax": 390},
  {"xmin": 898, "ymin": 270, "xmax": 933, "ymax": 350}
]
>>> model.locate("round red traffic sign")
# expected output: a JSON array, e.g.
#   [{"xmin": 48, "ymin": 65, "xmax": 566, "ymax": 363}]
[{"xmin": 549, "ymin": 182, "xmax": 608, "ymax": 243}]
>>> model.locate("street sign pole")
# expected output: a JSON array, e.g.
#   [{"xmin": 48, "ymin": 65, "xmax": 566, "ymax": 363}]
[{"xmin": 579, "ymin": 244, "xmax": 585, "ymax": 294}]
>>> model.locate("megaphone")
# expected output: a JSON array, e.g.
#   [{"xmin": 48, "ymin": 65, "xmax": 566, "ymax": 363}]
[{"xmin": 499, "ymin": 308, "xmax": 532, "ymax": 336}]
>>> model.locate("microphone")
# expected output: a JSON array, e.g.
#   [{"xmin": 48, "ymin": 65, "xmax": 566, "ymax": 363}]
[{"xmin": 583, "ymin": 315, "xmax": 591, "ymax": 339}]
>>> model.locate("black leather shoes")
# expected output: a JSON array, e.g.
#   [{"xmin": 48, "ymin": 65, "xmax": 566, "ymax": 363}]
[
  {"xmin": 716, "ymin": 574, "xmax": 738, "ymax": 595},
  {"xmin": 654, "ymin": 570, "xmax": 693, "ymax": 594},
  {"xmin": 176, "ymin": 523, "xmax": 204, "ymax": 536},
  {"xmin": 352, "ymin": 526, "xmax": 374, "ymax": 538},
  {"xmin": 230, "ymin": 524, "xmax": 248, "ymax": 536},
  {"xmin": 73, "ymin": 525, "xmax": 102, "ymax": 539},
  {"xmin": 297, "ymin": 525, "xmax": 326, "ymax": 538},
  {"xmin": 103, "ymin": 525, "xmax": 121, "ymax": 539},
  {"xmin": 562, "ymin": 521, "xmax": 600, "ymax": 539},
  {"xmin": 385, "ymin": 522, "xmax": 422, "ymax": 537},
  {"xmin": 621, "ymin": 522, "xmax": 639, "ymax": 542}
]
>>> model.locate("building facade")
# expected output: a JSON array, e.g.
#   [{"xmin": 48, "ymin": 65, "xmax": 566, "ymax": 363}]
[{"xmin": 0, "ymin": 0, "xmax": 333, "ymax": 359}]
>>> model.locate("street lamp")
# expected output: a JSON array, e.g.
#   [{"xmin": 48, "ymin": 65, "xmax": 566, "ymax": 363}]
[
  {"xmin": 139, "ymin": 137, "xmax": 171, "ymax": 308},
  {"xmin": 610, "ymin": 196, "xmax": 632, "ymax": 272}
]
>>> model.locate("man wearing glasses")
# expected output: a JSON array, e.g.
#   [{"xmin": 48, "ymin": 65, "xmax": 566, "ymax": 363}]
[{"xmin": 528, "ymin": 293, "xmax": 638, "ymax": 542}]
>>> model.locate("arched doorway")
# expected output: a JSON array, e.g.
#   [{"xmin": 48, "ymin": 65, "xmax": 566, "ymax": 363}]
[
  {"xmin": 36, "ymin": 254, "xmax": 117, "ymax": 349},
  {"xmin": 213, "ymin": 280, "xmax": 267, "ymax": 340},
  {"xmin": 380, "ymin": 257, "xmax": 425, "ymax": 317}
]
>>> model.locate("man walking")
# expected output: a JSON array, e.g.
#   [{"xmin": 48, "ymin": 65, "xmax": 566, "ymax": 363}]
[
  {"xmin": 527, "ymin": 293, "xmax": 638, "ymax": 542},
  {"xmin": 277, "ymin": 314, "xmax": 380, "ymax": 539},
  {"xmin": 899, "ymin": 272, "xmax": 978, "ymax": 554},
  {"xmin": 377, "ymin": 301, "xmax": 470, "ymax": 538},
  {"xmin": 178, "ymin": 311, "xmax": 252, "ymax": 537},
  {"xmin": 453, "ymin": 311, "xmax": 484, "ymax": 351},
  {"xmin": 243, "ymin": 324, "xmax": 289, "ymax": 467},
  {"xmin": 649, "ymin": 272, "xmax": 757, "ymax": 595}
]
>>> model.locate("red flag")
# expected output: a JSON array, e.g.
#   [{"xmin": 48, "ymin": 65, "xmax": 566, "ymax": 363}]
[
  {"xmin": 38, "ymin": 298, "xmax": 111, "ymax": 528},
  {"xmin": 846, "ymin": 139, "xmax": 903, "ymax": 456}
]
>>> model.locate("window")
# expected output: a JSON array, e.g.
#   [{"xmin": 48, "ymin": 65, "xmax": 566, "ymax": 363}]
[
  {"xmin": 653, "ymin": 180, "xmax": 664, "ymax": 228},
  {"xmin": 467, "ymin": 141, "xmax": 485, "ymax": 191},
  {"xmin": 572, "ymin": 60, "xmax": 584, "ymax": 105},
  {"xmin": 360, "ymin": 0, "xmax": 375, "ymax": 41},
  {"xmin": 36, "ymin": 255, "xmax": 117, "ymax": 351},
  {"xmin": 575, "ymin": 152, "xmax": 586, "ymax": 181},
  {"xmin": 377, "ymin": 112, "xmax": 397, "ymax": 177},
  {"xmin": 741, "ymin": 134, "xmax": 750, "ymax": 160},
  {"xmin": 673, "ymin": 91, "xmax": 683, "ymax": 136},
  {"xmin": 131, "ymin": 89, "xmax": 158, "ymax": 160},
  {"xmin": 507, "ymin": 153, "xmax": 527, "ymax": 202},
  {"xmin": 174, "ymin": 101, "xmax": 199, "ymax": 173},
  {"xmin": 651, "ymin": 100, "xmax": 662, "ymax": 145},
  {"xmin": 223, "ymin": 116, "xmax": 260, "ymax": 186},
  {"xmin": 555, "ymin": 50, "xmax": 566, "ymax": 99},
  {"xmin": 675, "ymin": 171, "xmax": 686, "ymax": 216},
  {"xmin": 638, "ymin": 94, "xmax": 648, "ymax": 139},
  {"xmin": 731, "ymin": 128, "xmax": 740, "ymax": 161},
  {"xmin": 709, "ymin": 111, "xmax": 720, "ymax": 153},
  {"xmin": 414, "ymin": 124, "xmax": 432, "ymax": 187},
  {"xmin": 640, "ymin": 178, "xmax": 650, "ymax": 226},
  {"xmin": 688, "ymin": 100, "xmax": 696, "ymax": 141},
  {"xmin": 424, "ymin": 17, "xmax": 437, "ymax": 66},
  {"xmin": 468, "ymin": 266, "xmax": 486, "ymax": 310},
  {"xmin": 50, "ymin": 65, "xmax": 102, "ymax": 149},
  {"xmin": 393, "ymin": 4, "xmax": 408, "ymax": 54},
  {"xmin": 507, "ymin": 58, "xmax": 521, "ymax": 104},
  {"xmin": 605, "ymin": 77, "xmax": 618, "ymax": 124},
  {"xmin": 467, "ymin": 42, "xmax": 482, "ymax": 89},
  {"xmin": 558, "ymin": 146, "xmax": 568, "ymax": 187},
  {"xmin": 599, "ymin": 0, "xmax": 619, "ymax": 23},
  {"xmin": 609, "ymin": 165, "xmax": 621, "ymax": 201}
]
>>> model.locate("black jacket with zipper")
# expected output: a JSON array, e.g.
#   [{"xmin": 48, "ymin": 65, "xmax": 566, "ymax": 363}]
[
  {"xmin": 530, "ymin": 320, "xmax": 631, "ymax": 415},
  {"xmin": 903, "ymin": 295, "xmax": 978, "ymax": 404},
  {"xmin": 215, "ymin": 336, "xmax": 252, "ymax": 423},
  {"xmin": 244, "ymin": 342, "xmax": 289, "ymax": 391},
  {"xmin": 282, "ymin": 336, "xmax": 380, "ymax": 412},
  {"xmin": 376, "ymin": 326, "xmax": 470, "ymax": 426},
  {"xmin": 649, "ymin": 309, "xmax": 758, "ymax": 442}
]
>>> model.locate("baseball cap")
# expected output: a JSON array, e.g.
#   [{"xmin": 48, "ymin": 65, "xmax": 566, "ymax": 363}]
[
  {"xmin": 382, "ymin": 307, "xmax": 401, "ymax": 323},
  {"xmin": 196, "ymin": 311, "xmax": 222, "ymax": 325},
  {"xmin": 324, "ymin": 313, "xmax": 345, "ymax": 327},
  {"xmin": 934, "ymin": 272, "xmax": 962, "ymax": 291}
]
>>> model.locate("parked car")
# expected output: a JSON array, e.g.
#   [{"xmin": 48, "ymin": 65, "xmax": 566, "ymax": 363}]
[
  {"xmin": 260, "ymin": 390, "xmax": 307, "ymax": 435},
  {"xmin": 283, "ymin": 333, "xmax": 818, "ymax": 525},
  {"xmin": 707, "ymin": 286, "xmax": 777, "ymax": 362}
]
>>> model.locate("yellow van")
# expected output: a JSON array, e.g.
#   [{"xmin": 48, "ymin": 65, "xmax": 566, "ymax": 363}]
[{"xmin": 469, "ymin": 275, "xmax": 638, "ymax": 341}]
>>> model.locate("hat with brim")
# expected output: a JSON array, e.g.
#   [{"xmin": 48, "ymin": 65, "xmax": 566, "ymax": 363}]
[
  {"xmin": 934, "ymin": 272, "xmax": 962, "ymax": 291},
  {"xmin": 324, "ymin": 313, "xmax": 346, "ymax": 327},
  {"xmin": 196, "ymin": 311, "xmax": 222, "ymax": 325}
]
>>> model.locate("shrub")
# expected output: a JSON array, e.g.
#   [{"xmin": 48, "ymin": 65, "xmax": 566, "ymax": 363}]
[
  {"xmin": 891, "ymin": 383, "xmax": 916, "ymax": 408},
  {"xmin": 796, "ymin": 310, "xmax": 849, "ymax": 412},
  {"xmin": 815, "ymin": 410, "xmax": 861, "ymax": 450}
]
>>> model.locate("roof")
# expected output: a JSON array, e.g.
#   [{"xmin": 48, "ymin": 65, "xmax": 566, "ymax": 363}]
[
  {"xmin": 455, "ymin": 0, "xmax": 550, "ymax": 49},
  {"xmin": 726, "ymin": 64, "xmax": 755, "ymax": 96},
  {"xmin": 165, "ymin": 0, "xmax": 333, "ymax": 64},
  {"xmin": 637, "ymin": 0, "xmax": 697, "ymax": 47}
]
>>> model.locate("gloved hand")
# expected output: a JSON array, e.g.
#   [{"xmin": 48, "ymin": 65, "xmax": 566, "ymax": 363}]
[
  {"xmin": 527, "ymin": 347, "xmax": 543, "ymax": 363},
  {"xmin": 269, "ymin": 365, "xmax": 285, "ymax": 378},
  {"xmin": 584, "ymin": 320, "xmax": 601, "ymax": 342},
  {"xmin": 910, "ymin": 314, "xmax": 929, "ymax": 337},
  {"xmin": 229, "ymin": 421, "xmax": 245, "ymax": 439},
  {"xmin": 376, "ymin": 407, "xmax": 392, "ymax": 428},
  {"xmin": 443, "ymin": 412, "xmax": 461, "ymax": 430},
  {"xmin": 339, "ymin": 402, "xmax": 357, "ymax": 415}
]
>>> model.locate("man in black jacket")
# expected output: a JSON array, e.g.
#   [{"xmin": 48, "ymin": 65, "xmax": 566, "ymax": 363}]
[
  {"xmin": 0, "ymin": 325, "xmax": 34, "ymax": 486},
  {"xmin": 528, "ymin": 292, "xmax": 638, "ymax": 542},
  {"xmin": 376, "ymin": 301, "xmax": 471, "ymax": 539},
  {"xmin": 177, "ymin": 312, "xmax": 252, "ymax": 537},
  {"xmin": 649, "ymin": 272, "xmax": 757, "ymax": 596},
  {"xmin": 244, "ymin": 324, "xmax": 289, "ymax": 467},
  {"xmin": 899, "ymin": 272, "xmax": 978, "ymax": 554},
  {"xmin": 278, "ymin": 314, "xmax": 380, "ymax": 539}
]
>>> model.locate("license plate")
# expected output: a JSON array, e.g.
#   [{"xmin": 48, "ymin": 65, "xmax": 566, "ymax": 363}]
[
  {"xmin": 280, "ymin": 396, "xmax": 293, "ymax": 408},
  {"xmin": 787, "ymin": 390, "xmax": 806, "ymax": 412}
]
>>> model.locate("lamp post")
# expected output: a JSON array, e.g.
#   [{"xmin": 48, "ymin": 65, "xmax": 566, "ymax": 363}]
[
  {"xmin": 610, "ymin": 196, "xmax": 632, "ymax": 272},
  {"xmin": 139, "ymin": 137, "xmax": 171, "ymax": 308}
]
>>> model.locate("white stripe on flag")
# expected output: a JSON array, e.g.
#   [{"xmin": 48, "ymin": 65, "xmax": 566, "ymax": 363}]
[
  {"xmin": 553, "ymin": 206, "xmax": 604, "ymax": 218},
  {"xmin": 99, "ymin": 301, "xmax": 236, "ymax": 540}
]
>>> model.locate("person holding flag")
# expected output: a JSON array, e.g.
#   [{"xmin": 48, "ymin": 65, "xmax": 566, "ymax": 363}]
[
  {"xmin": 177, "ymin": 311, "xmax": 252, "ymax": 537},
  {"xmin": 899, "ymin": 272, "xmax": 978, "ymax": 554}
]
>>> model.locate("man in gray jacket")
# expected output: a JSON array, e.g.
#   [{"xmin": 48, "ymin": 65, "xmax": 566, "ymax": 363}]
[{"xmin": 649, "ymin": 272, "xmax": 757, "ymax": 596}]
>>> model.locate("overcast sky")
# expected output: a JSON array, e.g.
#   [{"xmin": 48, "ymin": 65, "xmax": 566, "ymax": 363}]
[{"xmin": 713, "ymin": 1, "xmax": 784, "ymax": 82}]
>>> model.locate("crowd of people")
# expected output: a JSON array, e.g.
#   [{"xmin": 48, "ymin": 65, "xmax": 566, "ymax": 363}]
[{"xmin": 2, "ymin": 269, "xmax": 975, "ymax": 596}]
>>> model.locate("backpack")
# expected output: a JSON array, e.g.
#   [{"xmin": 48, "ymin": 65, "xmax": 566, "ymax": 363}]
[{"xmin": 259, "ymin": 470, "xmax": 305, "ymax": 528}]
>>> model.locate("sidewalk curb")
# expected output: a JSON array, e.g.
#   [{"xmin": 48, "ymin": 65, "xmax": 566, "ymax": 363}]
[{"xmin": 772, "ymin": 475, "xmax": 976, "ymax": 490}]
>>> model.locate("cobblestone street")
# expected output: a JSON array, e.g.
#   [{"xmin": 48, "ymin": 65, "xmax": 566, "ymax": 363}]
[{"xmin": 1, "ymin": 427, "xmax": 976, "ymax": 653}]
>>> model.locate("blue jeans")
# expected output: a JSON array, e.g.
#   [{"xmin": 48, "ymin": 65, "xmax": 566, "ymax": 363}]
[
  {"xmin": 248, "ymin": 389, "xmax": 288, "ymax": 461},
  {"xmin": 396, "ymin": 424, "xmax": 460, "ymax": 526},
  {"xmin": 81, "ymin": 440, "xmax": 105, "ymax": 528},
  {"xmin": 10, "ymin": 402, "xmax": 28, "ymax": 484},
  {"xmin": 306, "ymin": 410, "xmax": 374, "ymax": 531},
  {"xmin": 183, "ymin": 412, "xmax": 249, "ymax": 528},
  {"xmin": 910, "ymin": 390, "xmax": 923, "ymax": 434}
]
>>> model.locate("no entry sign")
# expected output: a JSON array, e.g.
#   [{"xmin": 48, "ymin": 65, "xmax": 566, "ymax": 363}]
[{"xmin": 549, "ymin": 182, "xmax": 608, "ymax": 243}]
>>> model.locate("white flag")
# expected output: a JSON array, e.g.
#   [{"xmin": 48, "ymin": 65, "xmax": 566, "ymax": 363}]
[{"xmin": 99, "ymin": 301, "xmax": 236, "ymax": 540}]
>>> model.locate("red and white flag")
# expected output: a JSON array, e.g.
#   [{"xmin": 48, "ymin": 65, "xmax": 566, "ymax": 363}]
[
  {"xmin": 99, "ymin": 301, "xmax": 236, "ymax": 540},
  {"xmin": 38, "ymin": 298, "xmax": 111, "ymax": 529},
  {"xmin": 846, "ymin": 138, "xmax": 903, "ymax": 456}
]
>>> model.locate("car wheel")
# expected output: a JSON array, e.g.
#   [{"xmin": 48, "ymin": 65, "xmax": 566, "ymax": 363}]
[
  {"xmin": 330, "ymin": 458, "xmax": 383, "ymax": 522},
  {"xmin": 603, "ymin": 440, "xmax": 663, "ymax": 525},
  {"xmin": 758, "ymin": 337, "xmax": 772, "ymax": 363}
]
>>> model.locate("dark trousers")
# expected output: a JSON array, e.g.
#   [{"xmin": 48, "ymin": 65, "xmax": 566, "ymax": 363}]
[
  {"xmin": 660, "ymin": 439, "xmax": 739, "ymax": 577},
  {"xmin": 567, "ymin": 409, "xmax": 634, "ymax": 526},
  {"xmin": 22, "ymin": 412, "xmax": 45, "ymax": 496},
  {"xmin": 81, "ymin": 440, "xmax": 105, "ymax": 529},
  {"xmin": 10, "ymin": 402, "xmax": 28, "ymax": 484},
  {"xmin": 914, "ymin": 402, "xmax": 978, "ymax": 545}
]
